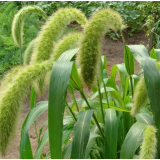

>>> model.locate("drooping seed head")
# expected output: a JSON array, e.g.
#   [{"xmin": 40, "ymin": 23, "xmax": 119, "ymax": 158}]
[
  {"xmin": 0, "ymin": 61, "xmax": 53, "ymax": 154},
  {"xmin": 139, "ymin": 125, "xmax": 157, "ymax": 159},
  {"xmin": 12, "ymin": 5, "xmax": 47, "ymax": 47},
  {"xmin": 77, "ymin": 8, "xmax": 125, "ymax": 87},
  {"xmin": 131, "ymin": 77, "xmax": 148, "ymax": 116},
  {"xmin": 31, "ymin": 7, "xmax": 87, "ymax": 63}
]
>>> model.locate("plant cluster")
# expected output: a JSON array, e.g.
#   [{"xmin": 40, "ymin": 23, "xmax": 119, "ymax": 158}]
[
  {"xmin": 0, "ymin": 5, "xmax": 160, "ymax": 159},
  {"xmin": 0, "ymin": 1, "xmax": 160, "ymax": 78}
]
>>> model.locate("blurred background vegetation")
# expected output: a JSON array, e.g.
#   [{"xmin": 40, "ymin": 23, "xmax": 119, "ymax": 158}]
[{"xmin": 0, "ymin": 1, "xmax": 159, "ymax": 77}]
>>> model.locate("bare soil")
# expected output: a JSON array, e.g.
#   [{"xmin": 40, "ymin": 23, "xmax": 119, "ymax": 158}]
[{"xmin": 0, "ymin": 30, "xmax": 148, "ymax": 159}]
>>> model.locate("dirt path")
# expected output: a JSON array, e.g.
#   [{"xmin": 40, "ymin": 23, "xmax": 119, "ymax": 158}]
[{"xmin": 0, "ymin": 30, "xmax": 148, "ymax": 159}]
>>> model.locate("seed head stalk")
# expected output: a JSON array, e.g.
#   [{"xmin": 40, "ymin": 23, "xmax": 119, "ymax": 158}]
[
  {"xmin": 71, "ymin": 76, "xmax": 105, "ymax": 140},
  {"xmin": 120, "ymin": 30, "xmax": 134, "ymax": 98}
]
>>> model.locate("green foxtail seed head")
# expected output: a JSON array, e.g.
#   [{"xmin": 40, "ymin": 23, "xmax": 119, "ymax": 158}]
[
  {"xmin": 139, "ymin": 125, "xmax": 157, "ymax": 159},
  {"xmin": 23, "ymin": 39, "xmax": 36, "ymax": 65},
  {"xmin": 12, "ymin": 5, "xmax": 47, "ymax": 47},
  {"xmin": 0, "ymin": 60, "xmax": 53, "ymax": 154},
  {"xmin": 34, "ymin": 32, "xmax": 82, "ymax": 95},
  {"xmin": 51, "ymin": 32, "xmax": 82, "ymax": 61},
  {"xmin": 31, "ymin": 7, "xmax": 87, "ymax": 63},
  {"xmin": 77, "ymin": 8, "xmax": 125, "ymax": 87},
  {"xmin": 131, "ymin": 77, "xmax": 148, "ymax": 116}
]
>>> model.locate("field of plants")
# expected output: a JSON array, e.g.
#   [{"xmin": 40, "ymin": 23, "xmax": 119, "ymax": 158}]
[{"xmin": 0, "ymin": 1, "xmax": 160, "ymax": 159}]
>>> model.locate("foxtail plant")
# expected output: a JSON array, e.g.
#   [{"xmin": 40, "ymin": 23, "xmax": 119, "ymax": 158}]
[
  {"xmin": 12, "ymin": 6, "xmax": 48, "ymax": 48},
  {"xmin": 0, "ymin": 60, "xmax": 53, "ymax": 154},
  {"xmin": 31, "ymin": 7, "xmax": 87, "ymax": 63},
  {"xmin": 0, "ymin": 6, "xmax": 129, "ymax": 157},
  {"xmin": 0, "ymin": 7, "xmax": 87, "ymax": 154},
  {"xmin": 77, "ymin": 8, "xmax": 125, "ymax": 87},
  {"xmin": 139, "ymin": 125, "xmax": 157, "ymax": 159},
  {"xmin": 33, "ymin": 32, "xmax": 82, "ymax": 94}
]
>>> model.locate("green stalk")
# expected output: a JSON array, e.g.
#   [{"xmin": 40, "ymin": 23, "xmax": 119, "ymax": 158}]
[
  {"xmin": 96, "ymin": 139, "xmax": 103, "ymax": 159},
  {"xmin": 102, "ymin": 80, "xmax": 110, "ymax": 108},
  {"xmin": 66, "ymin": 99, "xmax": 96, "ymax": 158},
  {"xmin": 97, "ymin": 80, "xmax": 105, "ymax": 124},
  {"xmin": 120, "ymin": 30, "xmax": 134, "ymax": 97},
  {"xmin": 65, "ymin": 100, "xmax": 77, "ymax": 121},
  {"xmin": 71, "ymin": 86, "xmax": 79, "ymax": 112},
  {"xmin": 71, "ymin": 76, "xmax": 105, "ymax": 140}
]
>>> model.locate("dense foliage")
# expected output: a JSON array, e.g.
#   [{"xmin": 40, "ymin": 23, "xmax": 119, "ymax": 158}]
[
  {"xmin": 0, "ymin": 4, "xmax": 160, "ymax": 159},
  {"xmin": 0, "ymin": 1, "xmax": 159, "ymax": 77}
]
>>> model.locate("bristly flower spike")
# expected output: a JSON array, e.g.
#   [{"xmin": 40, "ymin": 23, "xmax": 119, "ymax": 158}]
[
  {"xmin": 0, "ymin": 60, "xmax": 53, "ymax": 154},
  {"xmin": 139, "ymin": 125, "xmax": 157, "ymax": 159},
  {"xmin": 77, "ymin": 8, "xmax": 125, "ymax": 87},
  {"xmin": 131, "ymin": 77, "xmax": 148, "ymax": 116},
  {"xmin": 31, "ymin": 7, "xmax": 87, "ymax": 63},
  {"xmin": 12, "ymin": 5, "xmax": 47, "ymax": 47}
]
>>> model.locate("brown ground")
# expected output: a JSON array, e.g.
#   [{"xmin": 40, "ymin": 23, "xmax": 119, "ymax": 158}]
[{"xmin": 0, "ymin": 30, "xmax": 148, "ymax": 159}]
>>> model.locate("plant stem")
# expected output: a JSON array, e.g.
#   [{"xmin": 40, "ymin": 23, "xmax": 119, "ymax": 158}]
[
  {"xmin": 34, "ymin": 121, "xmax": 40, "ymax": 143},
  {"xmin": 102, "ymin": 80, "xmax": 110, "ymax": 108},
  {"xmin": 120, "ymin": 30, "xmax": 134, "ymax": 97},
  {"xmin": 71, "ymin": 76, "xmax": 105, "ymax": 140},
  {"xmin": 71, "ymin": 87, "xmax": 79, "ymax": 112},
  {"xmin": 96, "ymin": 139, "xmax": 103, "ymax": 159},
  {"xmin": 129, "ymin": 75, "xmax": 134, "ymax": 97},
  {"xmin": 65, "ymin": 100, "xmax": 77, "ymax": 121},
  {"xmin": 97, "ymin": 80, "xmax": 105, "ymax": 124}
]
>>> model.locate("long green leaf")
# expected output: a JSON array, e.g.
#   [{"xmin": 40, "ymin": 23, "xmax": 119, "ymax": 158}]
[
  {"xmin": 135, "ymin": 113, "xmax": 154, "ymax": 125},
  {"xmin": 20, "ymin": 101, "xmax": 48, "ymax": 159},
  {"xmin": 91, "ymin": 87, "xmax": 124, "ymax": 108},
  {"xmin": 63, "ymin": 141, "xmax": 72, "ymax": 159},
  {"xmin": 34, "ymin": 129, "xmax": 49, "ymax": 159},
  {"xmin": 128, "ymin": 45, "xmax": 160, "ymax": 157},
  {"xmin": 85, "ymin": 124, "xmax": 100, "ymax": 158},
  {"xmin": 48, "ymin": 61, "xmax": 74, "ymax": 158},
  {"xmin": 30, "ymin": 87, "xmax": 36, "ymax": 109},
  {"xmin": 71, "ymin": 110, "xmax": 93, "ymax": 159},
  {"xmin": 82, "ymin": 99, "xmax": 130, "ymax": 112},
  {"xmin": 124, "ymin": 45, "xmax": 134, "ymax": 75},
  {"xmin": 120, "ymin": 122, "xmax": 147, "ymax": 159},
  {"xmin": 57, "ymin": 48, "xmax": 79, "ymax": 61},
  {"xmin": 104, "ymin": 108, "xmax": 117, "ymax": 159},
  {"xmin": 111, "ymin": 63, "xmax": 127, "ymax": 95}
]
